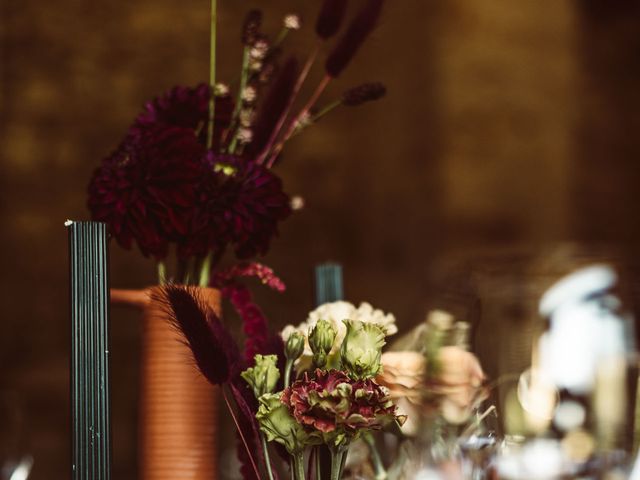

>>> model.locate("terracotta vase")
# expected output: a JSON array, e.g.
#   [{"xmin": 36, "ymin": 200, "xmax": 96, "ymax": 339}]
[{"xmin": 111, "ymin": 287, "xmax": 220, "ymax": 480}]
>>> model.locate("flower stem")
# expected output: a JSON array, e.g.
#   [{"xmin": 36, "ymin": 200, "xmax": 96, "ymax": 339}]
[
  {"xmin": 228, "ymin": 46, "xmax": 251, "ymax": 154},
  {"xmin": 198, "ymin": 252, "xmax": 212, "ymax": 287},
  {"xmin": 266, "ymin": 74, "xmax": 332, "ymax": 168},
  {"xmin": 272, "ymin": 27, "xmax": 289, "ymax": 49},
  {"xmin": 294, "ymin": 452, "xmax": 306, "ymax": 480},
  {"xmin": 221, "ymin": 387, "xmax": 261, "ymax": 479},
  {"xmin": 287, "ymin": 99, "xmax": 342, "ymax": 140},
  {"xmin": 315, "ymin": 447, "xmax": 322, "ymax": 480},
  {"xmin": 364, "ymin": 432, "xmax": 387, "ymax": 480},
  {"xmin": 206, "ymin": 0, "xmax": 218, "ymax": 150},
  {"xmin": 310, "ymin": 99, "xmax": 342, "ymax": 124},
  {"xmin": 329, "ymin": 449, "xmax": 344, "ymax": 480},
  {"xmin": 284, "ymin": 359, "xmax": 294, "ymax": 389},
  {"xmin": 260, "ymin": 432, "xmax": 276, "ymax": 480},
  {"xmin": 256, "ymin": 43, "xmax": 320, "ymax": 165},
  {"xmin": 157, "ymin": 260, "xmax": 167, "ymax": 285}
]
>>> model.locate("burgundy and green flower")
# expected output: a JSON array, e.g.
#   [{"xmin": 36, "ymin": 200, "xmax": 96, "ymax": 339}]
[{"xmin": 281, "ymin": 369, "xmax": 402, "ymax": 447}]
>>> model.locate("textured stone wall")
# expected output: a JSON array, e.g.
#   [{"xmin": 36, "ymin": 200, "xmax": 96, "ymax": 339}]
[{"xmin": 1, "ymin": 0, "xmax": 640, "ymax": 478}]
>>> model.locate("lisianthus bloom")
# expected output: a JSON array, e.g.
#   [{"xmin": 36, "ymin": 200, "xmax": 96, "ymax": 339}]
[
  {"xmin": 256, "ymin": 393, "xmax": 321, "ymax": 454},
  {"xmin": 88, "ymin": 126, "xmax": 205, "ymax": 259},
  {"xmin": 282, "ymin": 369, "xmax": 402, "ymax": 447},
  {"xmin": 178, "ymin": 153, "xmax": 291, "ymax": 259},
  {"xmin": 281, "ymin": 301, "xmax": 397, "ymax": 367},
  {"xmin": 340, "ymin": 320, "xmax": 385, "ymax": 379},
  {"xmin": 241, "ymin": 354, "xmax": 280, "ymax": 399}
]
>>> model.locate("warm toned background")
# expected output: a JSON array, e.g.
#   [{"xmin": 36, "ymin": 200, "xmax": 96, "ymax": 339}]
[{"xmin": 2, "ymin": 0, "xmax": 640, "ymax": 478}]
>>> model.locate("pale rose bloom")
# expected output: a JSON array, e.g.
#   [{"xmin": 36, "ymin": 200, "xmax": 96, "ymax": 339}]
[
  {"xmin": 430, "ymin": 347, "xmax": 486, "ymax": 424},
  {"xmin": 378, "ymin": 351, "xmax": 425, "ymax": 404},
  {"xmin": 378, "ymin": 347, "xmax": 486, "ymax": 429},
  {"xmin": 281, "ymin": 301, "xmax": 396, "ymax": 359}
]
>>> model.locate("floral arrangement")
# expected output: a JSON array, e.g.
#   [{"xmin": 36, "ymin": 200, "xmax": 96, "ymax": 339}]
[
  {"xmin": 160, "ymin": 283, "xmax": 490, "ymax": 480},
  {"xmin": 87, "ymin": 0, "xmax": 387, "ymax": 291},
  {"xmin": 161, "ymin": 285, "xmax": 405, "ymax": 480}
]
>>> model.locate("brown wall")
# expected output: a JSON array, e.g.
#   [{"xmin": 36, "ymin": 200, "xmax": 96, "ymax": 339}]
[{"xmin": 2, "ymin": 0, "xmax": 640, "ymax": 478}]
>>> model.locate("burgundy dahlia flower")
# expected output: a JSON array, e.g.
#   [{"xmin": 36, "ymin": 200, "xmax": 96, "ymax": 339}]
[
  {"xmin": 281, "ymin": 369, "xmax": 400, "ymax": 439},
  {"xmin": 131, "ymin": 84, "xmax": 234, "ymax": 150},
  {"xmin": 179, "ymin": 153, "xmax": 291, "ymax": 259},
  {"xmin": 87, "ymin": 126, "xmax": 205, "ymax": 258}
]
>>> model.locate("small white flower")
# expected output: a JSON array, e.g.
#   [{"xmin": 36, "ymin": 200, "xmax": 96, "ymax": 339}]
[
  {"xmin": 236, "ymin": 127, "xmax": 253, "ymax": 144},
  {"xmin": 250, "ymin": 40, "xmax": 269, "ymax": 60},
  {"xmin": 239, "ymin": 109, "xmax": 255, "ymax": 127},
  {"xmin": 249, "ymin": 60, "xmax": 263, "ymax": 72},
  {"xmin": 242, "ymin": 86, "xmax": 257, "ymax": 103},
  {"xmin": 281, "ymin": 301, "xmax": 397, "ymax": 363},
  {"xmin": 283, "ymin": 14, "xmax": 301, "ymax": 30},
  {"xmin": 214, "ymin": 83, "xmax": 230, "ymax": 97},
  {"xmin": 290, "ymin": 195, "xmax": 305, "ymax": 211}
]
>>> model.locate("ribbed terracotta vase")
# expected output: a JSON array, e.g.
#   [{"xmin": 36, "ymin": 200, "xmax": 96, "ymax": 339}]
[{"xmin": 111, "ymin": 287, "xmax": 219, "ymax": 480}]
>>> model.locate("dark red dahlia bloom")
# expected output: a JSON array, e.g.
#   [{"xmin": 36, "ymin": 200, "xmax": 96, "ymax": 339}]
[
  {"xmin": 131, "ymin": 84, "xmax": 234, "ymax": 149},
  {"xmin": 87, "ymin": 126, "xmax": 205, "ymax": 258},
  {"xmin": 281, "ymin": 369, "xmax": 400, "ymax": 437},
  {"xmin": 179, "ymin": 153, "xmax": 291, "ymax": 259}
]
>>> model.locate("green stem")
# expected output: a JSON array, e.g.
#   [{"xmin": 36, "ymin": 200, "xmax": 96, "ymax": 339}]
[
  {"xmin": 293, "ymin": 453, "xmax": 306, "ymax": 480},
  {"xmin": 288, "ymin": 99, "xmax": 342, "ymax": 140},
  {"xmin": 284, "ymin": 359, "xmax": 294, "ymax": 389},
  {"xmin": 311, "ymin": 99, "xmax": 342, "ymax": 122},
  {"xmin": 206, "ymin": 0, "xmax": 217, "ymax": 150},
  {"xmin": 257, "ymin": 44, "xmax": 320, "ymax": 165},
  {"xmin": 221, "ymin": 387, "xmax": 261, "ymax": 479},
  {"xmin": 272, "ymin": 27, "xmax": 289, "ymax": 49},
  {"xmin": 157, "ymin": 260, "xmax": 167, "ymax": 285},
  {"xmin": 198, "ymin": 252, "xmax": 212, "ymax": 287},
  {"xmin": 340, "ymin": 450, "xmax": 348, "ymax": 477},
  {"xmin": 329, "ymin": 449, "xmax": 344, "ymax": 480},
  {"xmin": 182, "ymin": 257, "xmax": 194, "ymax": 285},
  {"xmin": 266, "ymin": 74, "xmax": 331, "ymax": 168},
  {"xmin": 364, "ymin": 432, "xmax": 387, "ymax": 480},
  {"xmin": 228, "ymin": 47, "xmax": 251, "ymax": 154},
  {"xmin": 260, "ymin": 433, "xmax": 275, "ymax": 480},
  {"xmin": 314, "ymin": 446, "xmax": 322, "ymax": 480}
]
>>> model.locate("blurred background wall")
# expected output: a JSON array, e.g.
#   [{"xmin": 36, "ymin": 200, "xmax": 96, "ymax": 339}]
[{"xmin": 1, "ymin": 0, "xmax": 640, "ymax": 478}]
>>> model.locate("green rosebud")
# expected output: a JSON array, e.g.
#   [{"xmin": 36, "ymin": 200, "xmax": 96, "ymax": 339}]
[
  {"xmin": 340, "ymin": 320, "xmax": 386, "ymax": 379},
  {"xmin": 285, "ymin": 331, "xmax": 305, "ymax": 362},
  {"xmin": 256, "ymin": 393, "xmax": 321, "ymax": 454},
  {"xmin": 241, "ymin": 354, "xmax": 281, "ymax": 399},
  {"xmin": 309, "ymin": 319, "xmax": 336, "ymax": 368}
]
